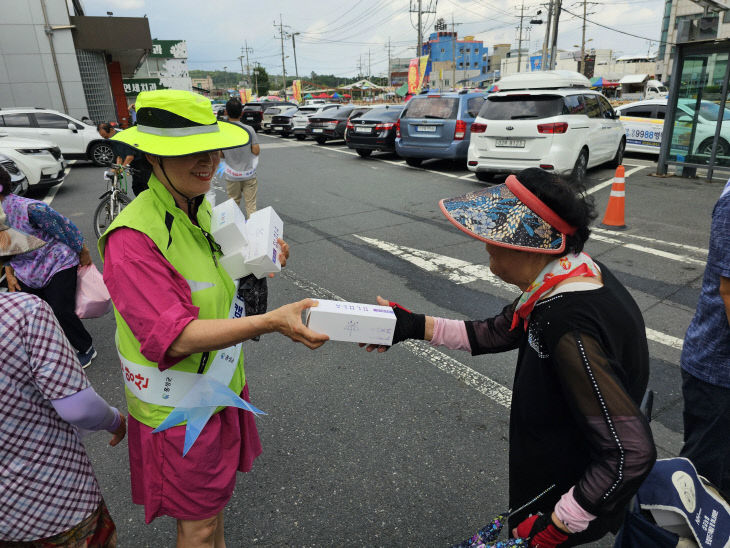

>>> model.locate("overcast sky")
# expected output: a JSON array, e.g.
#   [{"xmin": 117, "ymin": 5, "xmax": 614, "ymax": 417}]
[{"xmin": 81, "ymin": 0, "xmax": 664, "ymax": 77}]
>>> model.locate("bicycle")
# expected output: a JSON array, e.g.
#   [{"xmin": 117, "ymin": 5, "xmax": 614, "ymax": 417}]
[{"xmin": 93, "ymin": 164, "xmax": 133, "ymax": 238}]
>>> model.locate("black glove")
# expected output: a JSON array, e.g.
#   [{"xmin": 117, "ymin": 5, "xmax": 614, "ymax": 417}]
[
  {"xmin": 238, "ymin": 274, "xmax": 268, "ymax": 341},
  {"xmin": 389, "ymin": 301, "xmax": 426, "ymax": 345}
]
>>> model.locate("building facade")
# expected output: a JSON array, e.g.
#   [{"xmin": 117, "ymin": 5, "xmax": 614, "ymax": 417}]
[
  {"xmin": 421, "ymin": 31, "xmax": 488, "ymax": 88},
  {"xmin": 0, "ymin": 0, "xmax": 151, "ymax": 126},
  {"xmin": 657, "ymin": 0, "xmax": 730, "ymax": 81}
]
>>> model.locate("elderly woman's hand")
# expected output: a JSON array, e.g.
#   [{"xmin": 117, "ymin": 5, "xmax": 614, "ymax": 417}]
[
  {"xmin": 78, "ymin": 245, "xmax": 92, "ymax": 267},
  {"xmin": 360, "ymin": 296, "xmax": 430, "ymax": 352},
  {"xmin": 265, "ymin": 299, "xmax": 329, "ymax": 349},
  {"xmin": 4, "ymin": 266, "xmax": 21, "ymax": 292}
]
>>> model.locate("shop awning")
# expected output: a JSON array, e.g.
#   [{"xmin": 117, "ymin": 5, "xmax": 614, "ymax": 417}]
[{"xmin": 618, "ymin": 73, "xmax": 649, "ymax": 85}]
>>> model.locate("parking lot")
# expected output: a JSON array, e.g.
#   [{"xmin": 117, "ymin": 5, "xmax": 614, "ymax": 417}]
[{"xmin": 22, "ymin": 126, "xmax": 718, "ymax": 546}]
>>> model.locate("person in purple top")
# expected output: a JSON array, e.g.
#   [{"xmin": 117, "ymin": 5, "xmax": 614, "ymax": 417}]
[
  {"xmin": 0, "ymin": 201, "xmax": 126, "ymax": 545},
  {"xmin": 680, "ymin": 179, "xmax": 730, "ymax": 501},
  {"xmin": 0, "ymin": 165, "xmax": 97, "ymax": 367}
]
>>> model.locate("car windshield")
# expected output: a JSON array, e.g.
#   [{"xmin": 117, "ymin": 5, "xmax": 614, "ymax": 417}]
[
  {"xmin": 403, "ymin": 97, "xmax": 459, "ymax": 119},
  {"xmin": 243, "ymin": 105, "xmax": 262, "ymax": 111},
  {"xmin": 680, "ymin": 101, "xmax": 730, "ymax": 122},
  {"xmin": 360, "ymin": 107, "xmax": 403, "ymax": 121},
  {"xmin": 479, "ymin": 95, "xmax": 565, "ymax": 119},
  {"xmin": 264, "ymin": 107, "xmax": 281, "ymax": 115},
  {"xmin": 298, "ymin": 107, "xmax": 318, "ymax": 114}
]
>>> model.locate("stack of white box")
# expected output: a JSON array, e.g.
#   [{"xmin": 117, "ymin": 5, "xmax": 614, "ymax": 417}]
[
  {"xmin": 305, "ymin": 299, "xmax": 396, "ymax": 346},
  {"xmin": 210, "ymin": 199, "xmax": 283, "ymax": 280}
]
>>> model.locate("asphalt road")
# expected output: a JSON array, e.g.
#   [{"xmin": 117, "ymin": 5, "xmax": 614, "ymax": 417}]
[{"xmin": 27, "ymin": 135, "xmax": 719, "ymax": 547}]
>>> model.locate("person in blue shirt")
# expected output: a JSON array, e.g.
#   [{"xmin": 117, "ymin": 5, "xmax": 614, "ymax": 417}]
[{"xmin": 680, "ymin": 180, "xmax": 730, "ymax": 501}]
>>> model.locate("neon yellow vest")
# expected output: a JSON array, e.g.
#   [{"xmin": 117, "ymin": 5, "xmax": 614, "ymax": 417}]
[{"xmin": 98, "ymin": 175, "xmax": 245, "ymax": 428}]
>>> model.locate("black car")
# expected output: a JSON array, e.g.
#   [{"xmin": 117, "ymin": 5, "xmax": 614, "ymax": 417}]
[
  {"xmin": 346, "ymin": 105, "xmax": 404, "ymax": 157},
  {"xmin": 270, "ymin": 107, "xmax": 301, "ymax": 137},
  {"xmin": 305, "ymin": 106, "xmax": 364, "ymax": 144},
  {"xmin": 242, "ymin": 101, "xmax": 296, "ymax": 131}
]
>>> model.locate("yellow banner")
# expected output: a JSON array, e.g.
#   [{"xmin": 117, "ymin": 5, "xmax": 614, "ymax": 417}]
[
  {"xmin": 416, "ymin": 55, "xmax": 429, "ymax": 93},
  {"xmin": 292, "ymin": 80, "xmax": 302, "ymax": 104},
  {"xmin": 407, "ymin": 58, "xmax": 419, "ymax": 95},
  {"xmin": 239, "ymin": 88, "xmax": 252, "ymax": 103}
]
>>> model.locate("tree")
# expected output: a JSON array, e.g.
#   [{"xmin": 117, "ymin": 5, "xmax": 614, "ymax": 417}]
[{"xmin": 253, "ymin": 66, "xmax": 270, "ymax": 96}]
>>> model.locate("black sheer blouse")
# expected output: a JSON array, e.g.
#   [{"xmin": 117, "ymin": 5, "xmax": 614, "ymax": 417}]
[{"xmin": 464, "ymin": 263, "xmax": 656, "ymax": 544}]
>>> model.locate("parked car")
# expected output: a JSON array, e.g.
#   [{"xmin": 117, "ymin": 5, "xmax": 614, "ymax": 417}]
[
  {"xmin": 346, "ymin": 105, "xmax": 404, "ymax": 157},
  {"xmin": 262, "ymin": 105, "xmax": 296, "ymax": 133},
  {"xmin": 0, "ymin": 107, "xmax": 112, "ymax": 165},
  {"xmin": 270, "ymin": 107, "xmax": 302, "ymax": 137},
  {"xmin": 467, "ymin": 71, "xmax": 625, "ymax": 183},
  {"xmin": 616, "ymin": 98, "xmax": 730, "ymax": 158},
  {"xmin": 395, "ymin": 90, "xmax": 486, "ymax": 167},
  {"xmin": 0, "ymin": 134, "xmax": 66, "ymax": 189},
  {"xmin": 0, "ymin": 154, "xmax": 29, "ymax": 195},
  {"xmin": 292, "ymin": 104, "xmax": 342, "ymax": 140},
  {"xmin": 242, "ymin": 101, "xmax": 296, "ymax": 131},
  {"xmin": 306, "ymin": 106, "xmax": 370, "ymax": 144}
]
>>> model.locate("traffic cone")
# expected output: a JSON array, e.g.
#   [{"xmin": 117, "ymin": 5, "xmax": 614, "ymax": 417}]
[{"xmin": 601, "ymin": 165, "xmax": 627, "ymax": 230}]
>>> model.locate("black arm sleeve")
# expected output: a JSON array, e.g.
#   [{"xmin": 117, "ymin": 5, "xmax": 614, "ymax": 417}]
[
  {"xmin": 464, "ymin": 298, "xmax": 524, "ymax": 356},
  {"xmin": 552, "ymin": 331, "xmax": 656, "ymax": 516}
]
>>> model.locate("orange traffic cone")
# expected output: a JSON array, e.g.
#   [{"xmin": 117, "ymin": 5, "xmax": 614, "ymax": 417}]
[{"xmin": 601, "ymin": 165, "xmax": 627, "ymax": 230}]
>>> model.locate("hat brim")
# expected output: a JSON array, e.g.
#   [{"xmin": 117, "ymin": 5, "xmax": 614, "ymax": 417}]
[
  {"xmin": 0, "ymin": 225, "xmax": 46, "ymax": 260},
  {"xmin": 439, "ymin": 183, "xmax": 566, "ymax": 254},
  {"xmin": 111, "ymin": 120, "xmax": 250, "ymax": 157}
]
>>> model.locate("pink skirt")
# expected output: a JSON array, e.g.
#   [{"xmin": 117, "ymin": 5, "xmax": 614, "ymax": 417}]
[{"xmin": 127, "ymin": 384, "xmax": 263, "ymax": 523}]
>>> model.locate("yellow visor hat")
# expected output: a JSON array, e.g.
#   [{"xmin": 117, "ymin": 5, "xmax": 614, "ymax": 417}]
[{"xmin": 111, "ymin": 90, "xmax": 250, "ymax": 157}]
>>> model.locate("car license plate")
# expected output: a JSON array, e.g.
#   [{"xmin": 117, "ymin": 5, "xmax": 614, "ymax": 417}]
[
  {"xmin": 312, "ymin": 128, "xmax": 323, "ymax": 133},
  {"xmin": 355, "ymin": 126, "xmax": 371, "ymax": 133},
  {"xmin": 495, "ymin": 139, "xmax": 526, "ymax": 148},
  {"xmin": 417, "ymin": 125, "xmax": 436, "ymax": 132},
  {"xmin": 273, "ymin": 126, "xmax": 282, "ymax": 130}
]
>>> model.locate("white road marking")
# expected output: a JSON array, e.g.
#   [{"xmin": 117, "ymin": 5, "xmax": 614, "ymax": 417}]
[
  {"xmin": 586, "ymin": 164, "xmax": 646, "ymax": 195},
  {"xmin": 354, "ymin": 234, "xmax": 685, "ymax": 352},
  {"xmin": 589, "ymin": 233, "xmax": 706, "ymax": 266},
  {"xmin": 591, "ymin": 227, "xmax": 708, "ymax": 256},
  {"xmin": 280, "ymin": 268, "xmax": 512, "ymax": 408},
  {"xmin": 42, "ymin": 160, "xmax": 75, "ymax": 205},
  {"xmin": 261, "ymin": 141, "xmax": 310, "ymax": 149}
]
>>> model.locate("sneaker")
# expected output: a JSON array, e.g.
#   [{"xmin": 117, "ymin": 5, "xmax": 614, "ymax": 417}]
[{"xmin": 77, "ymin": 346, "xmax": 97, "ymax": 369}]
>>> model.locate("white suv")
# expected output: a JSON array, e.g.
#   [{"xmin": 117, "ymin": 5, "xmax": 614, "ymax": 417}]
[
  {"xmin": 467, "ymin": 71, "xmax": 625, "ymax": 183},
  {"xmin": 0, "ymin": 108, "xmax": 114, "ymax": 166},
  {"xmin": 0, "ymin": 134, "xmax": 66, "ymax": 188},
  {"xmin": 292, "ymin": 104, "xmax": 342, "ymax": 140}
]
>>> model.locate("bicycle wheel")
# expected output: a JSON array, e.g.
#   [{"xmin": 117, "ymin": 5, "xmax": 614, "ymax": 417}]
[{"xmin": 93, "ymin": 192, "xmax": 132, "ymax": 238}]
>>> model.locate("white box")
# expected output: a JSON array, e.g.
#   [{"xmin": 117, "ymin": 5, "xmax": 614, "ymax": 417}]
[
  {"xmin": 210, "ymin": 199, "xmax": 248, "ymax": 255},
  {"xmin": 245, "ymin": 207, "xmax": 283, "ymax": 279},
  {"xmin": 219, "ymin": 249, "xmax": 252, "ymax": 279},
  {"xmin": 305, "ymin": 299, "xmax": 396, "ymax": 346}
]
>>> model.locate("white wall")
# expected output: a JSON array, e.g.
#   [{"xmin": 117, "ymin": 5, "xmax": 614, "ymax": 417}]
[{"xmin": 0, "ymin": 0, "xmax": 88, "ymax": 119}]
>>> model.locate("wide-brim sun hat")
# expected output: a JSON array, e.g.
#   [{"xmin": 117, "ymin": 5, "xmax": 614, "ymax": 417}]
[
  {"xmin": 0, "ymin": 202, "xmax": 46, "ymax": 260},
  {"xmin": 439, "ymin": 174, "xmax": 577, "ymax": 254},
  {"xmin": 112, "ymin": 89, "xmax": 249, "ymax": 157}
]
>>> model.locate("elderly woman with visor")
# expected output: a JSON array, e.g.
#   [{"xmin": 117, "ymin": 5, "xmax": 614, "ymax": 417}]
[
  {"xmin": 365, "ymin": 168, "xmax": 656, "ymax": 547},
  {"xmin": 98, "ymin": 90, "xmax": 328, "ymax": 547}
]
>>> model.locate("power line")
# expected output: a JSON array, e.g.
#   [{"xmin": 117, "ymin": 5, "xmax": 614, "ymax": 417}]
[{"xmin": 560, "ymin": 5, "xmax": 675, "ymax": 45}]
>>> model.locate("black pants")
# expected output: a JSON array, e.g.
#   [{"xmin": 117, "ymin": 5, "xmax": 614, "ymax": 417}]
[
  {"xmin": 18, "ymin": 266, "xmax": 93, "ymax": 353},
  {"xmin": 680, "ymin": 369, "xmax": 730, "ymax": 499}
]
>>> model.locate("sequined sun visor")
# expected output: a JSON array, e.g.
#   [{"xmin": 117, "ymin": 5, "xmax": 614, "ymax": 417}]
[{"xmin": 438, "ymin": 175, "xmax": 576, "ymax": 254}]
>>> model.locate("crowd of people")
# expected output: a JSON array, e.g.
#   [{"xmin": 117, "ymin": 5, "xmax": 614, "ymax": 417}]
[{"xmin": 0, "ymin": 88, "xmax": 727, "ymax": 547}]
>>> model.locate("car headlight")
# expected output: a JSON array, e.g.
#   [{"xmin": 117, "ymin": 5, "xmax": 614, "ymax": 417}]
[{"xmin": 17, "ymin": 148, "xmax": 53, "ymax": 156}]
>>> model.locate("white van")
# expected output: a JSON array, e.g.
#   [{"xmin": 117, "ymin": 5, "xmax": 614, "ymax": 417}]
[{"xmin": 467, "ymin": 71, "xmax": 625, "ymax": 183}]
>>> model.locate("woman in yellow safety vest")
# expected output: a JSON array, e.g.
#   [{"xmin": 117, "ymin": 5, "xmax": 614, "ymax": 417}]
[{"xmin": 99, "ymin": 89, "xmax": 328, "ymax": 547}]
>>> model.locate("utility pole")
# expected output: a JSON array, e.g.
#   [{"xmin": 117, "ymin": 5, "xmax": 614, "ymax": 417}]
[
  {"xmin": 386, "ymin": 37, "xmax": 392, "ymax": 86},
  {"xmin": 452, "ymin": 14, "xmax": 457, "ymax": 88},
  {"xmin": 549, "ymin": 0, "xmax": 562, "ymax": 70},
  {"xmin": 541, "ymin": 0, "xmax": 553, "ymax": 70},
  {"xmin": 238, "ymin": 48, "xmax": 246, "ymax": 87},
  {"xmin": 253, "ymin": 62, "xmax": 259, "ymax": 96},
  {"xmin": 517, "ymin": 2, "xmax": 525, "ymax": 74},
  {"xmin": 368, "ymin": 49, "xmax": 371, "ymax": 79},
  {"xmin": 410, "ymin": 0, "xmax": 437, "ymax": 58},
  {"xmin": 291, "ymin": 32, "xmax": 300, "ymax": 80},
  {"xmin": 275, "ymin": 14, "xmax": 287, "ymax": 91},
  {"xmin": 580, "ymin": 0, "xmax": 587, "ymax": 74}
]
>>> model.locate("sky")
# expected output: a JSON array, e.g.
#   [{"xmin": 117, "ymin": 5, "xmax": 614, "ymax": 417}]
[{"xmin": 80, "ymin": 0, "xmax": 665, "ymax": 79}]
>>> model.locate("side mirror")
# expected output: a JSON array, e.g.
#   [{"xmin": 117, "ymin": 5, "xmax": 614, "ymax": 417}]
[{"xmin": 67, "ymin": 122, "xmax": 78, "ymax": 133}]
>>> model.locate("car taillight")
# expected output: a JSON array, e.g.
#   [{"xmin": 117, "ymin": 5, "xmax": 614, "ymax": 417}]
[
  {"xmin": 346, "ymin": 120, "xmax": 354, "ymax": 130},
  {"xmin": 396, "ymin": 119, "xmax": 401, "ymax": 138},
  {"xmin": 327, "ymin": 120, "xmax": 338, "ymax": 126},
  {"xmin": 375, "ymin": 122, "xmax": 394, "ymax": 131},
  {"xmin": 537, "ymin": 122, "xmax": 568, "ymax": 134},
  {"xmin": 454, "ymin": 119, "xmax": 467, "ymax": 140},
  {"xmin": 471, "ymin": 123, "xmax": 487, "ymax": 133}
]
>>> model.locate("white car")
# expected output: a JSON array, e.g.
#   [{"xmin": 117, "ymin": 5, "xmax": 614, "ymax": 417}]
[
  {"xmin": 467, "ymin": 71, "xmax": 625, "ymax": 183},
  {"xmin": 616, "ymin": 98, "xmax": 730, "ymax": 157},
  {"xmin": 292, "ymin": 104, "xmax": 342, "ymax": 140},
  {"xmin": 0, "ymin": 135, "xmax": 66, "ymax": 188},
  {"xmin": 0, "ymin": 107, "xmax": 113, "ymax": 165},
  {"xmin": 0, "ymin": 154, "xmax": 29, "ymax": 195}
]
